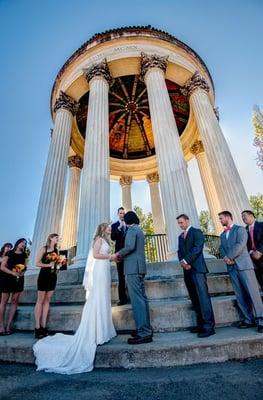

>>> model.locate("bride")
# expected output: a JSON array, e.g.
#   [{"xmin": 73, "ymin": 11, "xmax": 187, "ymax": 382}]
[{"xmin": 33, "ymin": 223, "xmax": 116, "ymax": 374}]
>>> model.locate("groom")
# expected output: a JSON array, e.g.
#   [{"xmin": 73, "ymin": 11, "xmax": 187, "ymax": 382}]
[{"xmin": 112, "ymin": 211, "xmax": 153, "ymax": 345}]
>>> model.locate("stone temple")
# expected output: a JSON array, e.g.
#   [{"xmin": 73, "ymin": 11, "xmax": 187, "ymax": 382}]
[
  {"xmin": 1, "ymin": 27, "xmax": 261, "ymax": 369},
  {"xmin": 29, "ymin": 25, "xmax": 250, "ymax": 269}
]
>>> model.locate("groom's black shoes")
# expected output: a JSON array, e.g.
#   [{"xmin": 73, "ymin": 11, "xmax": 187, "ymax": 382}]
[
  {"xmin": 197, "ymin": 328, "xmax": 215, "ymax": 338},
  {"xmin": 127, "ymin": 335, "xmax": 153, "ymax": 345}
]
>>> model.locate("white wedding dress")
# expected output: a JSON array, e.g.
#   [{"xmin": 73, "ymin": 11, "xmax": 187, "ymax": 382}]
[{"xmin": 33, "ymin": 239, "xmax": 116, "ymax": 374}]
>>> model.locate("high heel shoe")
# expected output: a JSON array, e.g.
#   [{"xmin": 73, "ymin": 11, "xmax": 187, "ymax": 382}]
[{"xmin": 35, "ymin": 328, "xmax": 44, "ymax": 339}]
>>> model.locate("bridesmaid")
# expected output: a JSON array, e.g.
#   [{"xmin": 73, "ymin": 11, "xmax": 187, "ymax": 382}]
[
  {"xmin": 0, "ymin": 243, "xmax": 13, "ymax": 310},
  {"xmin": 0, "ymin": 239, "xmax": 28, "ymax": 335},
  {"xmin": 34, "ymin": 233, "xmax": 60, "ymax": 339}
]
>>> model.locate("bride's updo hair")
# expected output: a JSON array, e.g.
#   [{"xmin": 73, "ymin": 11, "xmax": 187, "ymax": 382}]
[{"xmin": 93, "ymin": 222, "xmax": 111, "ymax": 245}]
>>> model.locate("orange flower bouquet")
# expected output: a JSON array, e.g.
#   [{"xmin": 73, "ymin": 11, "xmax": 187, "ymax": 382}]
[
  {"xmin": 46, "ymin": 253, "xmax": 66, "ymax": 273},
  {"xmin": 12, "ymin": 264, "xmax": 27, "ymax": 281}
]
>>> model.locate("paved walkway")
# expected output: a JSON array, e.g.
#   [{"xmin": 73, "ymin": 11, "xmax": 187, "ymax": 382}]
[{"xmin": 0, "ymin": 359, "xmax": 263, "ymax": 400}]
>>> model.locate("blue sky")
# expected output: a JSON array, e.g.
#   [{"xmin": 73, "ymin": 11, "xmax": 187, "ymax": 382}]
[{"xmin": 0, "ymin": 0, "xmax": 262, "ymax": 245}]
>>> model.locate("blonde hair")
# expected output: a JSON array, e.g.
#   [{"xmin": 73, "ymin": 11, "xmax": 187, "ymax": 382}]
[
  {"xmin": 93, "ymin": 223, "xmax": 111, "ymax": 246},
  {"xmin": 45, "ymin": 233, "xmax": 59, "ymax": 250}
]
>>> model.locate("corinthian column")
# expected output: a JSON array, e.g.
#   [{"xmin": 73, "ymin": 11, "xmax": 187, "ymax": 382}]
[
  {"xmin": 146, "ymin": 172, "xmax": 165, "ymax": 234},
  {"xmin": 74, "ymin": 60, "xmax": 112, "ymax": 267},
  {"xmin": 141, "ymin": 53, "xmax": 199, "ymax": 256},
  {"xmin": 119, "ymin": 176, "xmax": 132, "ymax": 211},
  {"xmin": 190, "ymin": 141, "xmax": 222, "ymax": 235},
  {"xmin": 29, "ymin": 92, "xmax": 78, "ymax": 269},
  {"xmin": 61, "ymin": 155, "xmax": 83, "ymax": 250},
  {"xmin": 183, "ymin": 72, "xmax": 250, "ymax": 224}
]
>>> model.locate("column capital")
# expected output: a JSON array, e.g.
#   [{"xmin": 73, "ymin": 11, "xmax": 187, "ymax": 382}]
[
  {"xmin": 68, "ymin": 155, "xmax": 83, "ymax": 169},
  {"xmin": 83, "ymin": 59, "xmax": 113, "ymax": 86},
  {"xmin": 140, "ymin": 53, "xmax": 168, "ymax": 81},
  {"xmin": 53, "ymin": 91, "xmax": 79, "ymax": 116},
  {"xmin": 190, "ymin": 140, "xmax": 205, "ymax": 156},
  {"xmin": 181, "ymin": 71, "xmax": 210, "ymax": 98},
  {"xmin": 214, "ymin": 106, "xmax": 220, "ymax": 121},
  {"xmin": 146, "ymin": 172, "xmax": 160, "ymax": 184},
  {"xmin": 119, "ymin": 175, "xmax": 133, "ymax": 186}
]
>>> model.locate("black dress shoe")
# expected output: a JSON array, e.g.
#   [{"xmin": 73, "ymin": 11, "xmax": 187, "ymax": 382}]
[
  {"xmin": 198, "ymin": 329, "xmax": 215, "ymax": 338},
  {"xmin": 117, "ymin": 300, "xmax": 127, "ymax": 306},
  {"xmin": 258, "ymin": 325, "xmax": 263, "ymax": 333},
  {"xmin": 127, "ymin": 335, "xmax": 153, "ymax": 345},
  {"xmin": 130, "ymin": 330, "xmax": 137, "ymax": 338},
  {"xmin": 237, "ymin": 321, "xmax": 256, "ymax": 329},
  {"xmin": 190, "ymin": 326, "xmax": 202, "ymax": 334}
]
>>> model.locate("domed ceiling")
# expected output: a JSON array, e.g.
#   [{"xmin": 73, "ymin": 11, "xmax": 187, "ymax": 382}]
[{"xmin": 76, "ymin": 75, "xmax": 189, "ymax": 160}]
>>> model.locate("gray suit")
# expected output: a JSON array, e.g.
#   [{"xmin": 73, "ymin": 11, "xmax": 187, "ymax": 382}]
[
  {"xmin": 220, "ymin": 224, "xmax": 263, "ymax": 326},
  {"xmin": 118, "ymin": 224, "xmax": 152, "ymax": 337}
]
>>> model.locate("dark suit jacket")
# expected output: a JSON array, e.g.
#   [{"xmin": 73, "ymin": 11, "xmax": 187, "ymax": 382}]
[
  {"xmin": 111, "ymin": 221, "xmax": 126, "ymax": 252},
  {"xmin": 246, "ymin": 221, "xmax": 263, "ymax": 267},
  {"xmin": 177, "ymin": 227, "xmax": 208, "ymax": 273}
]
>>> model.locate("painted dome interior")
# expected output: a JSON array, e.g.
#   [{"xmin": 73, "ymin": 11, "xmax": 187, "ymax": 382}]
[{"xmin": 76, "ymin": 75, "xmax": 189, "ymax": 160}]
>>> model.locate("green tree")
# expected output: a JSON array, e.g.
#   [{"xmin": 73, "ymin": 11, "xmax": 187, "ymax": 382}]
[
  {"xmin": 252, "ymin": 105, "xmax": 263, "ymax": 170},
  {"xmin": 133, "ymin": 205, "xmax": 154, "ymax": 235},
  {"xmin": 249, "ymin": 194, "xmax": 263, "ymax": 219},
  {"xmin": 199, "ymin": 210, "xmax": 213, "ymax": 234}
]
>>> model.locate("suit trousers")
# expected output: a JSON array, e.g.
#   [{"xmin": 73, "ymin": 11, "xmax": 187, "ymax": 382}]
[
  {"xmin": 116, "ymin": 260, "xmax": 127, "ymax": 303},
  {"xmin": 126, "ymin": 274, "xmax": 152, "ymax": 337},
  {"xmin": 253, "ymin": 259, "xmax": 263, "ymax": 291},
  {"xmin": 184, "ymin": 269, "xmax": 215, "ymax": 331},
  {"xmin": 228, "ymin": 266, "xmax": 263, "ymax": 326}
]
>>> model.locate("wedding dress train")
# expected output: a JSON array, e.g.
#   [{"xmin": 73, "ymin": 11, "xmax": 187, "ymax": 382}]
[{"xmin": 33, "ymin": 240, "xmax": 116, "ymax": 374}]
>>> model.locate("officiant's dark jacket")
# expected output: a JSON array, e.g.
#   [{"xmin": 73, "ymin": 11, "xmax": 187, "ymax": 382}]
[
  {"xmin": 111, "ymin": 221, "xmax": 126, "ymax": 252},
  {"xmin": 178, "ymin": 227, "xmax": 208, "ymax": 273}
]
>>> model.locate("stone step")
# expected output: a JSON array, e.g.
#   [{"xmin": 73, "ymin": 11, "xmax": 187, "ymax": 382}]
[
  {"xmin": 20, "ymin": 274, "xmax": 234, "ymax": 304},
  {"xmin": 25, "ymin": 259, "xmax": 227, "ymax": 287},
  {"xmin": 11, "ymin": 295, "xmax": 240, "ymax": 333},
  {"xmin": 1, "ymin": 327, "xmax": 263, "ymax": 368}
]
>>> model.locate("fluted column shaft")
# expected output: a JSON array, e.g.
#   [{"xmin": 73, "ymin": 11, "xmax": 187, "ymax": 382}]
[
  {"xmin": 120, "ymin": 176, "xmax": 132, "ymax": 211},
  {"xmin": 187, "ymin": 77, "xmax": 250, "ymax": 223},
  {"xmin": 61, "ymin": 156, "xmax": 83, "ymax": 249},
  {"xmin": 75, "ymin": 69, "xmax": 110, "ymax": 266},
  {"xmin": 147, "ymin": 173, "xmax": 165, "ymax": 234},
  {"xmin": 142, "ymin": 57, "xmax": 199, "ymax": 255},
  {"xmin": 29, "ymin": 94, "xmax": 77, "ymax": 268},
  {"xmin": 191, "ymin": 141, "xmax": 222, "ymax": 235}
]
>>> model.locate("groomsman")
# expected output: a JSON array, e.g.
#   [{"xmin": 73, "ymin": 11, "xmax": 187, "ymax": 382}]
[
  {"xmin": 111, "ymin": 207, "xmax": 128, "ymax": 305},
  {"xmin": 241, "ymin": 210, "xmax": 263, "ymax": 291},
  {"xmin": 219, "ymin": 211, "xmax": 263, "ymax": 333},
  {"xmin": 177, "ymin": 214, "xmax": 215, "ymax": 338}
]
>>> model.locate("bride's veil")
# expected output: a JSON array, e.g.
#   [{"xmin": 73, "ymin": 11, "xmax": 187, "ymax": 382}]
[{"xmin": 82, "ymin": 235, "xmax": 96, "ymax": 300}]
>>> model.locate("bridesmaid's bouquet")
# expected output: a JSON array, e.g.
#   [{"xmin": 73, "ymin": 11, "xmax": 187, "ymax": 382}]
[
  {"xmin": 46, "ymin": 253, "xmax": 66, "ymax": 274},
  {"xmin": 12, "ymin": 264, "xmax": 27, "ymax": 281}
]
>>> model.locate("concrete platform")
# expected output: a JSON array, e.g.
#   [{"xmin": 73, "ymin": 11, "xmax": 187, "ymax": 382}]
[
  {"xmin": 12, "ymin": 295, "xmax": 240, "ymax": 332},
  {"xmin": 0, "ymin": 327, "xmax": 262, "ymax": 368}
]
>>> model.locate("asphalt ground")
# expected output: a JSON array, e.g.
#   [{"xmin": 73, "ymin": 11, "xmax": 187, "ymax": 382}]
[{"xmin": 0, "ymin": 358, "xmax": 263, "ymax": 400}]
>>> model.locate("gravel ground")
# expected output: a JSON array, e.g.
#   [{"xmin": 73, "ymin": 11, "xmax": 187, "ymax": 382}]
[{"xmin": 1, "ymin": 359, "xmax": 263, "ymax": 400}]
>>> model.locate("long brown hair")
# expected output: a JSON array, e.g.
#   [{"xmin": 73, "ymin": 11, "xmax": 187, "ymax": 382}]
[
  {"xmin": 93, "ymin": 223, "xmax": 111, "ymax": 246},
  {"xmin": 45, "ymin": 233, "xmax": 59, "ymax": 251}
]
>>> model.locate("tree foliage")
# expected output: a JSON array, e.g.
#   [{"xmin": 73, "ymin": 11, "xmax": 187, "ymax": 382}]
[
  {"xmin": 252, "ymin": 105, "xmax": 263, "ymax": 170},
  {"xmin": 249, "ymin": 194, "xmax": 263, "ymax": 220},
  {"xmin": 199, "ymin": 210, "xmax": 214, "ymax": 234},
  {"xmin": 133, "ymin": 205, "xmax": 154, "ymax": 235}
]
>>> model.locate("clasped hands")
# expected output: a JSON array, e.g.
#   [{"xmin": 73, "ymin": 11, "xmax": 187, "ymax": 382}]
[
  {"xmin": 250, "ymin": 250, "xmax": 262, "ymax": 261},
  {"xmin": 223, "ymin": 256, "xmax": 235, "ymax": 265},
  {"xmin": 110, "ymin": 253, "xmax": 122, "ymax": 262},
  {"xmin": 180, "ymin": 260, "xmax": 191, "ymax": 271}
]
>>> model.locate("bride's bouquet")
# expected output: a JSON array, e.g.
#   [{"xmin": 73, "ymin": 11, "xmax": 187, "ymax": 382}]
[{"xmin": 46, "ymin": 253, "xmax": 66, "ymax": 274}]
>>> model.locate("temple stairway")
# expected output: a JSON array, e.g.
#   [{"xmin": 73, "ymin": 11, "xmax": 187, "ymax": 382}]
[{"xmin": 1, "ymin": 259, "xmax": 263, "ymax": 368}]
